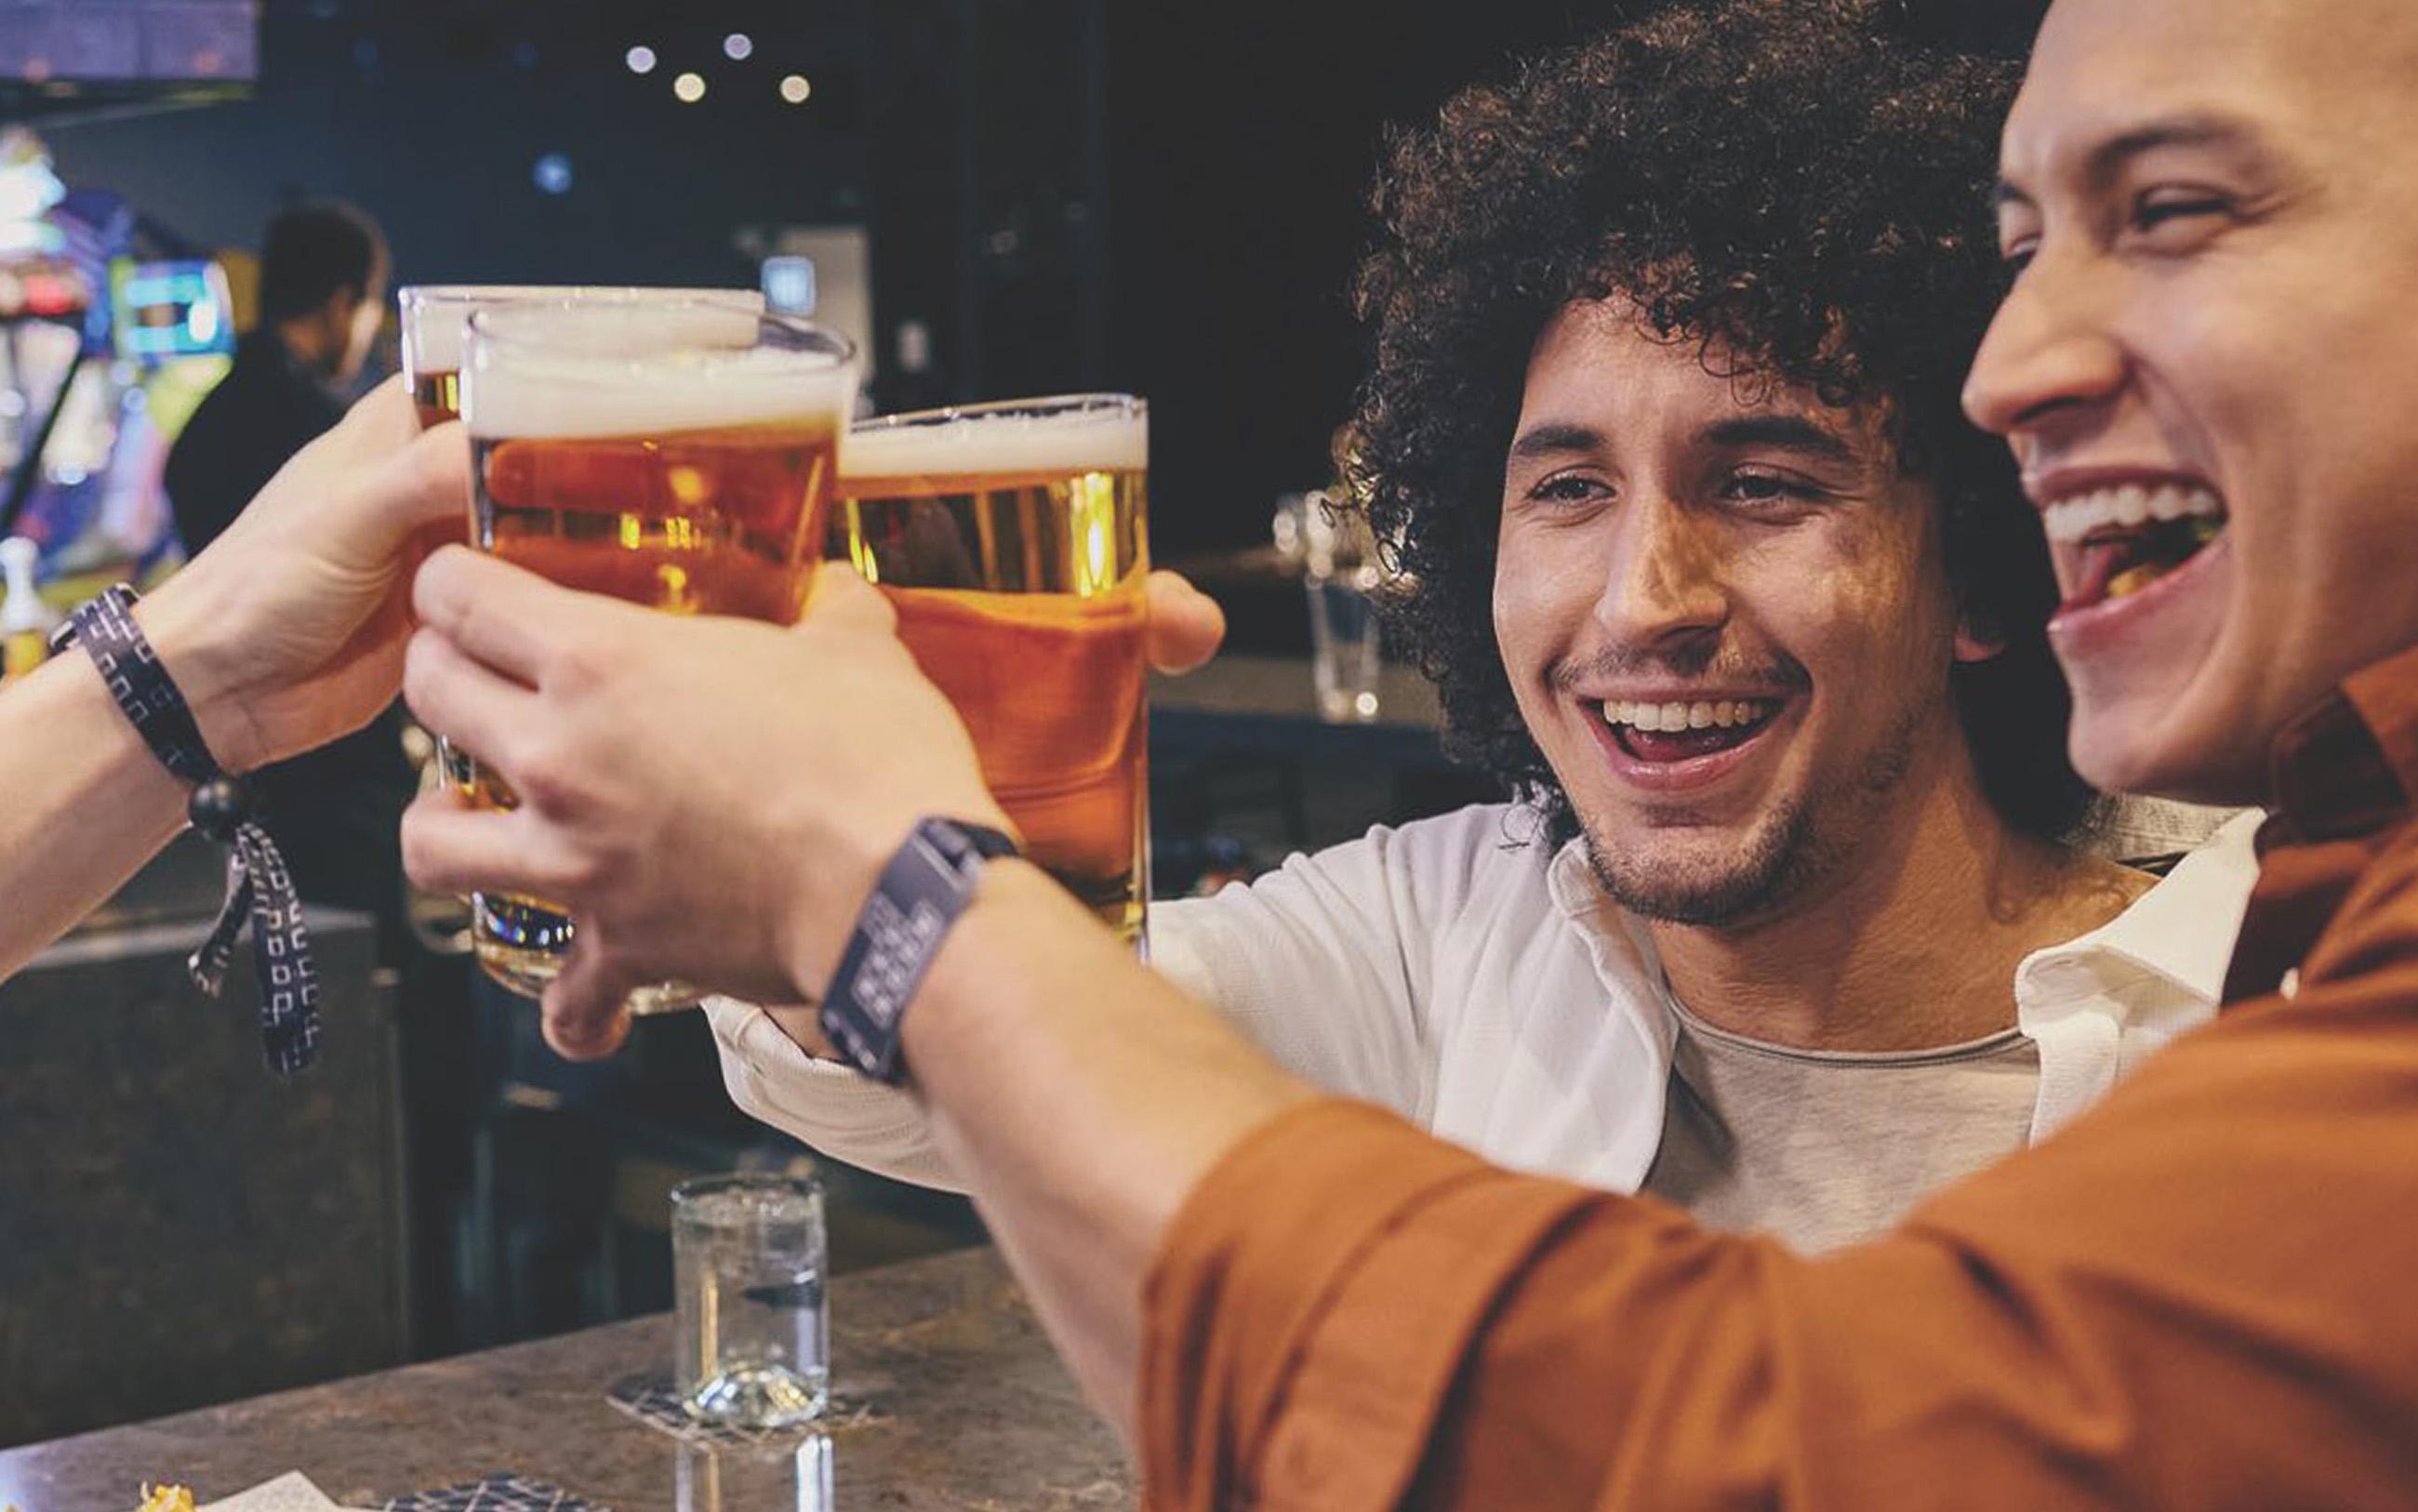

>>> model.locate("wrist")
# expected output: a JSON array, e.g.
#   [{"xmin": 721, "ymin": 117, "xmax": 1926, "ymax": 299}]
[
  {"xmin": 897, "ymin": 859, "xmax": 1091, "ymax": 1083},
  {"xmin": 131, "ymin": 577, "xmax": 271, "ymax": 774},
  {"xmin": 792, "ymin": 815, "xmax": 1029, "ymax": 1082},
  {"xmin": 777, "ymin": 804, "xmax": 1021, "ymax": 1002}
]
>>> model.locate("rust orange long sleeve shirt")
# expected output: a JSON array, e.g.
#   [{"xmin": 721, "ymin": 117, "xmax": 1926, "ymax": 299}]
[{"xmin": 1143, "ymin": 644, "xmax": 2418, "ymax": 1510}]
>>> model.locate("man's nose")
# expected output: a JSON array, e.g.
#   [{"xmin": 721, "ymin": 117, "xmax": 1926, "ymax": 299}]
[
  {"xmin": 1595, "ymin": 494, "xmax": 1730, "ymax": 649},
  {"xmin": 1963, "ymin": 242, "xmax": 2129, "ymax": 447}
]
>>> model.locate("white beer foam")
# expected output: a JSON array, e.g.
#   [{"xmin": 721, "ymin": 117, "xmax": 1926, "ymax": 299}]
[
  {"xmin": 842, "ymin": 403, "xmax": 1148, "ymax": 479},
  {"xmin": 403, "ymin": 286, "xmax": 763, "ymax": 376},
  {"xmin": 463, "ymin": 305, "xmax": 853, "ymax": 439}
]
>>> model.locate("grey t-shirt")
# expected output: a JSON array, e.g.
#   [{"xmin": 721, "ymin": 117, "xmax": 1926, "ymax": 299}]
[{"xmin": 1641, "ymin": 999, "xmax": 2041, "ymax": 1254}]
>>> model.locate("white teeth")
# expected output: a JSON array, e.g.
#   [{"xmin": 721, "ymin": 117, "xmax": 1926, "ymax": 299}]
[
  {"xmin": 2041, "ymin": 484, "xmax": 2225, "ymax": 544},
  {"xmin": 1602, "ymin": 698, "xmax": 1773, "ymax": 732}
]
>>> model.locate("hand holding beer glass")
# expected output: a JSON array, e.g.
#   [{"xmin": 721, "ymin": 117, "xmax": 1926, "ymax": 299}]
[
  {"xmin": 838, "ymin": 395, "xmax": 1151, "ymax": 948},
  {"xmin": 450, "ymin": 299, "xmax": 857, "ymax": 1010}
]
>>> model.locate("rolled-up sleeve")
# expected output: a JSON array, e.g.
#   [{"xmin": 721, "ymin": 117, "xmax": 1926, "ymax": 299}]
[
  {"xmin": 705, "ymin": 997, "xmax": 969, "ymax": 1191},
  {"xmin": 1142, "ymin": 1100, "xmax": 1609, "ymax": 1511}
]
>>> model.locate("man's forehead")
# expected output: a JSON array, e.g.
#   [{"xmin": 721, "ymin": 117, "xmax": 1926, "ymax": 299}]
[
  {"xmin": 1533, "ymin": 297, "xmax": 1832, "ymax": 412},
  {"xmin": 2010, "ymin": 0, "xmax": 2418, "ymax": 175},
  {"xmin": 1521, "ymin": 298, "xmax": 1890, "ymax": 458}
]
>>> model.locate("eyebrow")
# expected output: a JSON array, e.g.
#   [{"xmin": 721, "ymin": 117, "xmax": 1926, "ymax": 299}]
[
  {"xmin": 1701, "ymin": 415, "xmax": 1859, "ymax": 467},
  {"xmin": 1506, "ymin": 415, "xmax": 1860, "ymax": 468},
  {"xmin": 1993, "ymin": 113, "xmax": 2277, "ymax": 210},
  {"xmin": 1507, "ymin": 421, "xmax": 1604, "ymax": 462}
]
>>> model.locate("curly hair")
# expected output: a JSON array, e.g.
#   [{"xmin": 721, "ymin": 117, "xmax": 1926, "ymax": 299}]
[{"xmin": 1347, "ymin": 0, "xmax": 2094, "ymax": 846}]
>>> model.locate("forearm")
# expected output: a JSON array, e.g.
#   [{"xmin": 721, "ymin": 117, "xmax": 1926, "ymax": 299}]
[
  {"xmin": 0, "ymin": 649, "xmax": 189, "ymax": 980},
  {"xmin": 884, "ymin": 861, "xmax": 1318, "ymax": 1434}
]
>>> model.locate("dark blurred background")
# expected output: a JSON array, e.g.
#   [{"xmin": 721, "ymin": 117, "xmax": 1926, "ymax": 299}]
[{"xmin": 16, "ymin": 0, "xmax": 2042, "ymax": 559}]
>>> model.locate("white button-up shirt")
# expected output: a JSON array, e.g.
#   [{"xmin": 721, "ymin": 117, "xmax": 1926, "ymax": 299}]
[{"xmin": 707, "ymin": 804, "xmax": 2263, "ymax": 1195}]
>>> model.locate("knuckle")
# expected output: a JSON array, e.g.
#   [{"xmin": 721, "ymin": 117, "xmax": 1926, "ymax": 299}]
[
  {"xmin": 552, "ymin": 845, "xmax": 611, "ymax": 899},
  {"xmin": 548, "ymin": 640, "xmax": 610, "ymax": 695},
  {"xmin": 396, "ymin": 812, "xmax": 444, "ymax": 885},
  {"xmin": 509, "ymin": 736, "xmax": 578, "ymax": 810},
  {"xmin": 400, "ymin": 629, "xmax": 446, "ymax": 704}
]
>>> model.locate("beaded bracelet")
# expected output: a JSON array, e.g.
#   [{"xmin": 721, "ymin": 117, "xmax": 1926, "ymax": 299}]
[{"xmin": 52, "ymin": 585, "xmax": 320, "ymax": 1075}]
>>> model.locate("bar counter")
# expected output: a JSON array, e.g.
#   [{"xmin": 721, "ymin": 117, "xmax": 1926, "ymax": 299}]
[{"xmin": 0, "ymin": 1247, "xmax": 1132, "ymax": 1511}]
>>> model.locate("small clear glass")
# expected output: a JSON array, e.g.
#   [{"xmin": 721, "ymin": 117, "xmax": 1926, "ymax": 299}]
[
  {"xmin": 1307, "ymin": 570, "xmax": 1383, "ymax": 723},
  {"xmin": 673, "ymin": 1174, "xmax": 830, "ymax": 1429},
  {"xmin": 1292, "ymin": 490, "xmax": 1384, "ymax": 723}
]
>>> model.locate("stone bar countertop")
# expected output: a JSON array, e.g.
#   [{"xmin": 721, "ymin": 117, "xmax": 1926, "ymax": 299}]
[{"xmin": 0, "ymin": 1247, "xmax": 1133, "ymax": 1512}]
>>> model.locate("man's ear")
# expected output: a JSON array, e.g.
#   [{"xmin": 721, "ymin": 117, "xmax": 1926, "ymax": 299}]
[{"xmin": 1954, "ymin": 609, "xmax": 2006, "ymax": 665}]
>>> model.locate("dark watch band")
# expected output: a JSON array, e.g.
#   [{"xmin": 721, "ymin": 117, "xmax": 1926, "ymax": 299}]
[{"xmin": 818, "ymin": 816, "xmax": 1020, "ymax": 1084}]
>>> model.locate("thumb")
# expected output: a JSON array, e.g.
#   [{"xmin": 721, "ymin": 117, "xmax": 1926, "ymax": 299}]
[
  {"xmin": 1146, "ymin": 570, "xmax": 1226, "ymax": 674},
  {"xmin": 541, "ymin": 939, "xmax": 637, "ymax": 1062},
  {"xmin": 802, "ymin": 562, "xmax": 899, "ymax": 636},
  {"xmin": 413, "ymin": 545, "xmax": 604, "ymax": 686}
]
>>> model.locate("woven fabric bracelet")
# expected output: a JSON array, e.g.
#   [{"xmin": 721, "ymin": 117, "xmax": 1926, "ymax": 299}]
[{"xmin": 51, "ymin": 584, "xmax": 321, "ymax": 1075}]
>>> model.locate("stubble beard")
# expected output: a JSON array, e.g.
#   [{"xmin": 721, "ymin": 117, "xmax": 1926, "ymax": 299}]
[{"xmin": 1580, "ymin": 695, "xmax": 1930, "ymax": 929}]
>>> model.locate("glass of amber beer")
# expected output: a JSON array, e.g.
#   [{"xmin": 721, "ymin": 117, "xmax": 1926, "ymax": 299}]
[
  {"xmin": 458, "ymin": 299, "xmax": 858, "ymax": 1009},
  {"xmin": 838, "ymin": 395, "xmax": 1151, "ymax": 948},
  {"xmin": 399, "ymin": 286, "xmax": 767, "ymax": 861}
]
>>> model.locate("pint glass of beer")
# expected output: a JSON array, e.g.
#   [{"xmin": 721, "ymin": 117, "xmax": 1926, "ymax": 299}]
[
  {"xmin": 400, "ymin": 286, "xmax": 768, "ymax": 840},
  {"xmin": 400, "ymin": 285, "xmax": 764, "ymax": 429},
  {"xmin": 838, "ymin": 395, "xmax": 1150, "ymax": 948},
  {"xmin": 457, "ymin": 300, "xmax": 858, "ymax": 1009}
]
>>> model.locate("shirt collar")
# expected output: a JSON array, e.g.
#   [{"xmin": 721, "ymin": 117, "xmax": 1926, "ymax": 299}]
[
  {"xmin": 1544, "ymin": 836, "xmax": 1678, "ymax": 1022},
  {"xmin": 2261, "ymin": 643, "xmax": 2418, "ymax": 846},
  {"xmin": 2013, "ymin": 809, "xmax": 2262, "ymax": 1012},
  {"xmin": 1547, "ymin": 811, "xmax": 2252, "ymax": 1018}
]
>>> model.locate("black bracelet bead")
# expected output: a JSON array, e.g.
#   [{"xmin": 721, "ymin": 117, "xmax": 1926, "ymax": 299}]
[{"xmin": 188, "ymin": 775, "xmax": 256, "ymax": 842}]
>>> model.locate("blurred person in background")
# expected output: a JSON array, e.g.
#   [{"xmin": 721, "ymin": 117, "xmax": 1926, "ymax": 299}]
[
  {"xmin": 166, "ymin": 199, "xmax": 416, "ymax": 944},
  {"xmin": 166, "ymin": 200, "xmax": 472, "ymax": 1353}
]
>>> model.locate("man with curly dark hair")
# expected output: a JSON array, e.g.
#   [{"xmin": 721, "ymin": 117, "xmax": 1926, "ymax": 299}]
[{"xmin": 693, "ymin": 0, "xmax": 2252, "ymax": 1260}]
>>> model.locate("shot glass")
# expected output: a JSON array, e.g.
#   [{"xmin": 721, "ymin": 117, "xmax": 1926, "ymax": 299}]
[{"xmin": 672, "ymin": 1174, "xmax": 830, "ymax": 1429}]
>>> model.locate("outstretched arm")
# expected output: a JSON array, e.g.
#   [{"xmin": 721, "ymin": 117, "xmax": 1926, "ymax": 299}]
[{"xmin": 0, "ymin": 379, "xmax": 466, "ymax": 981}]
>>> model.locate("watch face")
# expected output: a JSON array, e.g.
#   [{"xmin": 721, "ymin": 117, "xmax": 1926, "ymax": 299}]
[{"xmin": 820, "ymin": 817, "xmax": 999, "ymax": 1083}]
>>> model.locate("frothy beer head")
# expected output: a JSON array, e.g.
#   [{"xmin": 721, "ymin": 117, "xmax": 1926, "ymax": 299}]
[
  {"xmin": 401, "ymin": 285, "xmax": 765, "ymax": 384},
  {"xmin": 843, "ymin": 393, "xmax": 1148, "ymax": 481},
  {"xmin": 463, "ymin": 300, "xmax": 853, "ymax": 440}
]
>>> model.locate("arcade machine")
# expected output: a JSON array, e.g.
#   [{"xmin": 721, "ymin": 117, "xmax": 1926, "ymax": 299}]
[{"xmin": 0, "ymin": 126, "xmax": 232, "ymax": 680}]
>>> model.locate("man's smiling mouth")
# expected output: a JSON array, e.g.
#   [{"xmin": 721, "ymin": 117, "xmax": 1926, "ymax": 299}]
[
  {"xmin": 2042, "ymin": 483, "xmax": 2229, "ymax": 609},
  {"xmin": 1596, "ymin": 697, "xmax": 1783, "ymax": 762}
]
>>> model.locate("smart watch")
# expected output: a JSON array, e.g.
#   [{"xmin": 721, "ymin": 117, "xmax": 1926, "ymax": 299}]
[{"xmin": 817, "ymin": 816, "xmax": 1021, "ymax": 1084}]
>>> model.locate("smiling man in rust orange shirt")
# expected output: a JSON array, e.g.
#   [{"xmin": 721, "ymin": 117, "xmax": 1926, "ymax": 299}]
[{"xmin": 399, "ymin": 0, "xmax": 2418, "ymax": 1502}]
